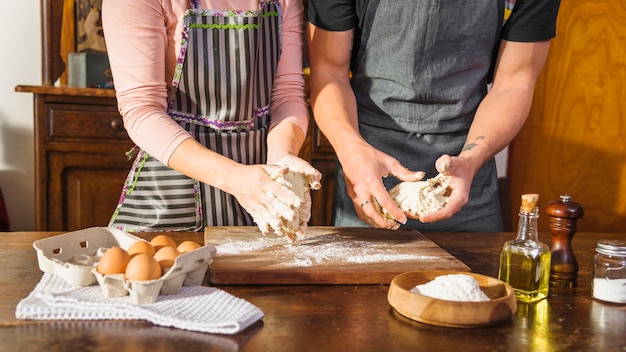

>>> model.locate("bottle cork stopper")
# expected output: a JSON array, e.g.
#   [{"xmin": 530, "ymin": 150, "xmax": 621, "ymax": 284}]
[{"xmin": 520, "ymin": 193, "xmax": 539, "ymax": 213}]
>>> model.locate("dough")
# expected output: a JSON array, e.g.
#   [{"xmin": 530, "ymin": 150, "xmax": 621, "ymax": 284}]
[
  {"xmin": 271, "ymin": 170, "xmax": 313, "ymax": 243},
  {"xmin": 377, "ymin": 173, "xmax": 451, "ymax": 220}
]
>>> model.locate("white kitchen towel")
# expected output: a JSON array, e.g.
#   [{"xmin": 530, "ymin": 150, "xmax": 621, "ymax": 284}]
[{"xmin": 16, "ymin": 273, "xmax": 264, "ymax": 334}]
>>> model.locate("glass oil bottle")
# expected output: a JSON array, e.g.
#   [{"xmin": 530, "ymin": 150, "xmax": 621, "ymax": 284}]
[{"xmin": 498, "ymin": 194, "xmax": 551, "ymax": 303}]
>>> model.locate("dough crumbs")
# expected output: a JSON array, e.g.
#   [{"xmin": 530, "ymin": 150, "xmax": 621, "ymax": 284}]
[{"xmin": 410, "ymin": 274, "xmax": 490, "ymax": 302}]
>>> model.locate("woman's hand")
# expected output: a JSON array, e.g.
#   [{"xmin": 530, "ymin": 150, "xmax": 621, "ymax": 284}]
[
  {"xmin": 227, "ymin": 164, "xmax": 300, "ymax": 239},
  {"xmin": 269, "ymin": 154, "xmax": 322, "ymax": 190},
  {"xmin": 230, "ymin": 156, "xmax": 321, "ymax": 242},
  {"xmin": 267, "ymin": 156, "xmax": 322, "ymax": 241}
]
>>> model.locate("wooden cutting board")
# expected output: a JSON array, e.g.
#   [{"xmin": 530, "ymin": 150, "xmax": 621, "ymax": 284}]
[{"xmin": 204, "ymin": 226, "xmax": 470, "ymax": 285}]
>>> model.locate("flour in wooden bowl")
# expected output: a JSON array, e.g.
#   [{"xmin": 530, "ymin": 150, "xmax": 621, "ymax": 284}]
[{"xmin": 410, "ymin": 274, "xmax": 490, "ymax": 302}]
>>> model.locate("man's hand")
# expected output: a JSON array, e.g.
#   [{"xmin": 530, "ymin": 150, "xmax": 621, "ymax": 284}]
[
  {"xmin": 418, "ymin": 154, "xmax": 472, "ymax": 223},
  {"xmin": 340, "ymin": 142, "xmax": 424, "ymax": 229}
]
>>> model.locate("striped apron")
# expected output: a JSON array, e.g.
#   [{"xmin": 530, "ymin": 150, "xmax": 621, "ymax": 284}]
[{"xmin": 109, "ymin": 0, "xmax": 281, "ymax": 232}]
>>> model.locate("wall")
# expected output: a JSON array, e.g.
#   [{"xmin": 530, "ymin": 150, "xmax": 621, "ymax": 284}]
[
  {"xmin": 508, "ymin": 0, "xmax": 626, "ymax": 232},
  {"xmin": 0, "ymin": 2, "xmax": 40, "ymax": 230}
]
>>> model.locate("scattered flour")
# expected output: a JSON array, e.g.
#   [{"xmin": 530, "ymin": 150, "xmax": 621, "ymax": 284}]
[
  {"xmin": 212, "ymin": 234, "xmax": 439, "ymax": 267},
  {"xmin": 213, "ymin": 236, "xmax": 280, "ymax": 254},
  {"xmin": 410, "ymin": 274, "xmax": 490, "ymax": 302}
]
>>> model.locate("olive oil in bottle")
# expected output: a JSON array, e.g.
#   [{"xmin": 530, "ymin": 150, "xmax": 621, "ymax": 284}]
[{"xmin": 498, "ymin": 194, "xmax": 551, "ymax": 303}]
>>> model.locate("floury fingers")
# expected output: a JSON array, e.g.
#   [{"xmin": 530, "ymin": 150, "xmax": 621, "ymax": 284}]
[
  {"xmin": 270, "ymin": 170, "xmax": 315, "ymax": 243},
  {"xmin": 252, "ymin": 169, "xmax": 318, "ymax": 243}
]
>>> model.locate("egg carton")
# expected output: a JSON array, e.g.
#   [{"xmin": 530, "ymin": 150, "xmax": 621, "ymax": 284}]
[
  {"xmin": 33, "ymin": 227, "xmax": 216, "ymax": 305},
  {"xmin": 92, "ymin": 244, "xmax": 215, "ymax": 305},
  {"xmin": 33, "ymin": 227, "xmax": 142, "ymax": 286}
]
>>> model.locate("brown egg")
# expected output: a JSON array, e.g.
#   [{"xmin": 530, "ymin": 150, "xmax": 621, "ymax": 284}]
[
  {"xmin": 177, "ymin": 240, "xmax": 201, "ymax": 253},
  {"xmin": 150, "ymin": 234, "xmax": 177, "ymax": 251},
  {"xmin": 154, "ymin": 246, "xmax": 180, "ymax": 270},
  {"xmin": 127, "ymin": 240, "xmax": 156, "ymax": 257},
  {"xmin": 125, "ymin": 253, "xmax": 162, "ymax": 281},
  {"xmin": 96, "ymin": 247, "xmax": 131, "ymax": 275}
]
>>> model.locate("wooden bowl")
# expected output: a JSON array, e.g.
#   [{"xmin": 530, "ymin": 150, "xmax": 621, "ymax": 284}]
[{"xmin": 387, "ymin": 270, "xmax": 517, "ymax": 328}]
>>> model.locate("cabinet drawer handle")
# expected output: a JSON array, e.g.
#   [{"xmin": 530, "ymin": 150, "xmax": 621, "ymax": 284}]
[{"xmin": 110, "ymin": 119, "xmax": 124, "ymax": 131}]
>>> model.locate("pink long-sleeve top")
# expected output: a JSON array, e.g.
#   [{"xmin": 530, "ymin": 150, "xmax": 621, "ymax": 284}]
[{"xmin": 102, "ymin": 0, "xmax": 309, "ymax": 164}]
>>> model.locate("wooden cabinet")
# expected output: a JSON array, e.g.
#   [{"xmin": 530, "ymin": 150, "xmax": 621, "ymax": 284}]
[
  {"xmin": 14, "ymin": 0, "xmax": 133, "ymax": 231},
  {"xmin": 300, "ymin": 119, "xmax": 336, "ymax": 226},
  {"xmin": 15, "ymin": 86, "xmax": 134, "ymax": 231}
]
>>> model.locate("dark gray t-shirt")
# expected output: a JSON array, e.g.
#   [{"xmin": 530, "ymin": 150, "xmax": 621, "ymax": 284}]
[
  {"xmin": 307, "ymin": 0, "xmax": 560, "ymax": 134},
  {"xmin": 308, "ymin": 0, "xmax": 560, "ymax": 39}
]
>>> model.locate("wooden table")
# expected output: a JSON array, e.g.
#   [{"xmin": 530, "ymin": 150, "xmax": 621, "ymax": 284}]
[{"xmin": 2, "ymin": 231, "xmax": 625, "ymax": 351}]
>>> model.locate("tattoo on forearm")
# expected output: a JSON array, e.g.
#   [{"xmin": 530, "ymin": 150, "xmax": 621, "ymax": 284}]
[
  {"xmin": 462, "ymin": 143, "xmax": 478, "ymax": 152},
  {"xmin": 462, "ymin": 136, "xmax": 485, "ymax": 152}
]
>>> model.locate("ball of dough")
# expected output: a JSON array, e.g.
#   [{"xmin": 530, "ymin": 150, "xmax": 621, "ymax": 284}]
[{"xmin": 378, "ymin": 173, "xmax": 451, "ymax": 220}]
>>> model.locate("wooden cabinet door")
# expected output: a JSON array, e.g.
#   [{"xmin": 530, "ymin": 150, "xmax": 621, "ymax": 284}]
[
  {"xmin": 507, "ymin": 0, "xmax": 626, "ymax": 232},
  {"xmin": 47, "ymin": 151, "xmax": 132, "ymax": 231}
]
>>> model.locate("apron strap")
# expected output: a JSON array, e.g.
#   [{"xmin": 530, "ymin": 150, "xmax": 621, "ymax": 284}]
[
  {"xmin": 191, "ymin": 0, "xmax": 201, "ymax": 10},
  {"xmin": 352, "ymin": 0, "xmax": 380, "ymax": 72},
  {"xmin": 504, "ymin": 0, "xmax": 516, "ymax": 25}
]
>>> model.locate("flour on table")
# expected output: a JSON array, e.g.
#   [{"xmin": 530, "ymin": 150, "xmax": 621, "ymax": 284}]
[
  {"xmin": 212, "ymin": 234, "xmax": 439, "ymax": 267},
  {"xmin": 410, "ymin": 274, "xmax": 490, "ymax": 302},
  {"xmin": 212, "ymin": 236, "xmax": 279, "ymax": 254}
]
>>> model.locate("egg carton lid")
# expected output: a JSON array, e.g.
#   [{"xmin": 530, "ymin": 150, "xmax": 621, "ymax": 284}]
[{"xmin": 33, "ymin": 227, "xmax": 144, "ymax": 287}]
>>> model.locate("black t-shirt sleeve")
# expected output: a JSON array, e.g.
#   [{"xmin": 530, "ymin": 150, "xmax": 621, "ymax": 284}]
[
  {"xmin": 307, "ymin": 0, "xmax": 357, "ymax": 31},
  {"xmin": 502, "ymin": 0, "xmax": 561, "ymax": 42}
]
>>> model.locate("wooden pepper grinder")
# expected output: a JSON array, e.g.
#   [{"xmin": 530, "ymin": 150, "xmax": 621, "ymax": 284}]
[{"xmin": 546, "ymin": 195, "xmax": 584, "ymax": 288}]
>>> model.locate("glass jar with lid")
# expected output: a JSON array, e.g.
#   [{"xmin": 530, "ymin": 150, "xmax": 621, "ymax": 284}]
[{"xmin": 592, "ymin": 240, "xmax": 626, "ymax": 304}]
